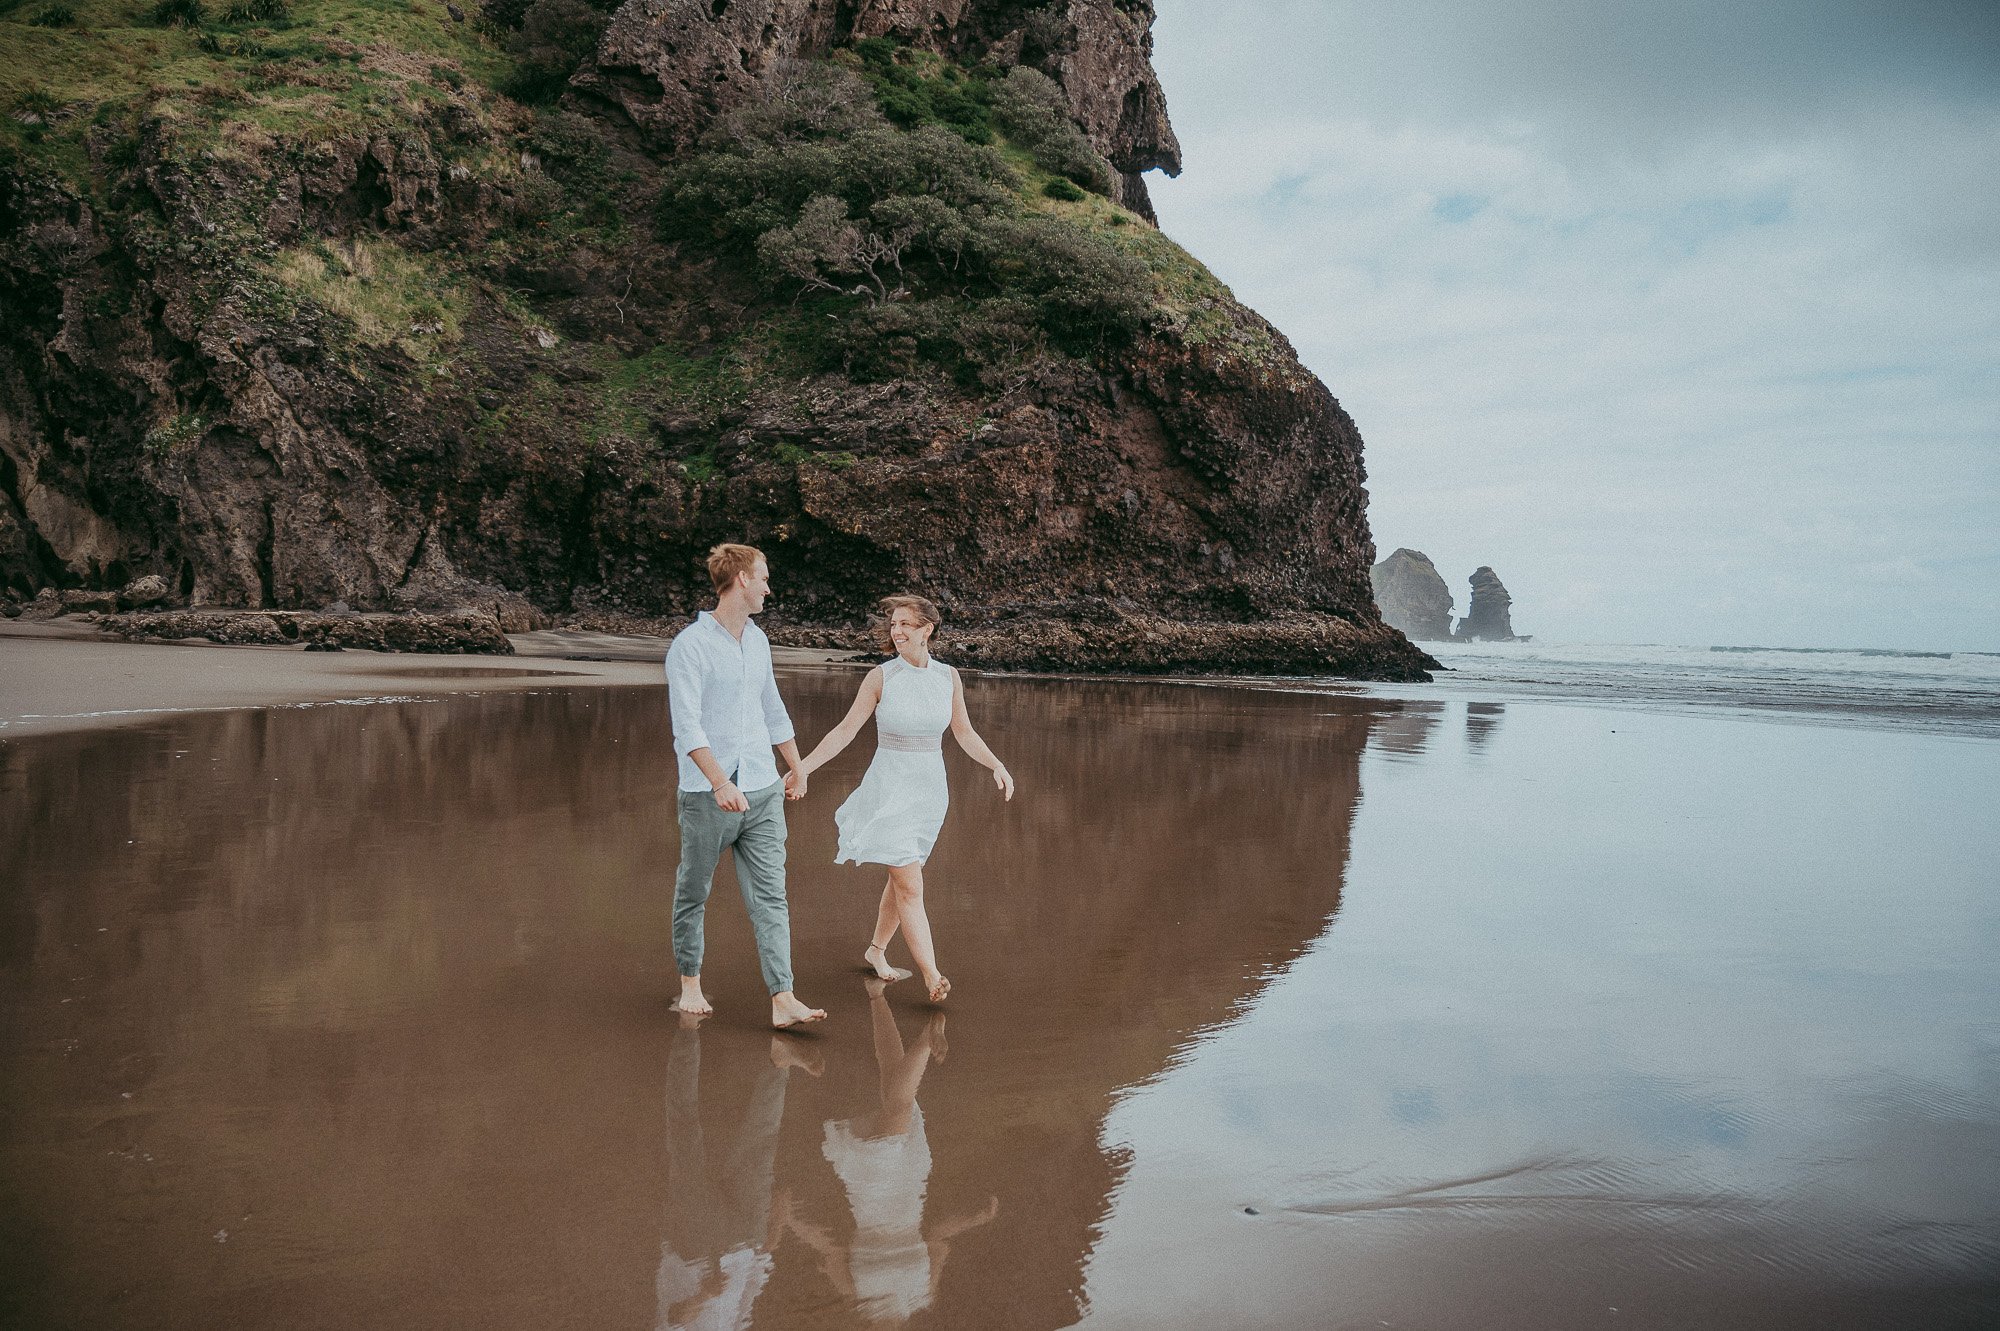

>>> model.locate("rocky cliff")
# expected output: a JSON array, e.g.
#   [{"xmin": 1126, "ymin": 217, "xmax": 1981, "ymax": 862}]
[
  {"xmin": 0, "ymin": 0, "xmax": 1432, "ymax": 678},
  {"xmin": 1369, "ymin": 547, "xmax": 1452, "ymax": 642},
  {"xmin": 583, "ymin": 0, "xmax": 1180, "ymax": 219},
  {"xmin": 1454, "ymin": 565, "xmax": 1519, "ymax": 641}
]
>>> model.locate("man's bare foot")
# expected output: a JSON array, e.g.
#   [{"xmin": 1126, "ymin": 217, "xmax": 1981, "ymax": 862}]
[
  {"xmin": 769, "ymin": 1035, "xmax": 824, "ymax": 1076},
  {"xmin": 771, "ymin": 991, "xmax": 827, "ymax": 1029},
  {"xmin": 920, "ymin": 970, "xmax": 950, "ymax": 1004},
  {"xmin": 672, "ymin": 977, "xmax": 713, "ymax": 1016},
  {"xmin": 862, "ymin": 943, "xmax": 912, "ymax": 982}
]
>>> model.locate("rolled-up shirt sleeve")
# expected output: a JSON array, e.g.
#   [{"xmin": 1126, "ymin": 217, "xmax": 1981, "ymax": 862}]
[
  {"xmin": 759, "ymin": 641, "xmax": 795, "ymax": 746},
  {"xmin": 665, "ymin": 638, "xmax": 710, "ymax": 760}
]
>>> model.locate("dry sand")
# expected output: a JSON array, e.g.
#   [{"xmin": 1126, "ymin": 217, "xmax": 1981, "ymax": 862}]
[{"xmin": 0, "ymin": 620, "xmax": 858, "ymax": 738}]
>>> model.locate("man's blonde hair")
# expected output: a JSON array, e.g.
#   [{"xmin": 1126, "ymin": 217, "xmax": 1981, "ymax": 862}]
[{"xmin": 707, "ymin": 543, "xmax": 765, "ymax": 594}]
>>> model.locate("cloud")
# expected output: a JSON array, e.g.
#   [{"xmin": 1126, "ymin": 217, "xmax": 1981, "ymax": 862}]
[{"xmin": 1147, "ymin": 1, "xmax": 2000, "ymax": 649}]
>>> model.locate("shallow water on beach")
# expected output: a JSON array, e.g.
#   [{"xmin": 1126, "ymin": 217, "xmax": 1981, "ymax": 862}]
[
  {"xmin": 1365, "ymin": 640, "xmax": 2000, "ymax": 736},
  {"xmin": 2, "ymin": 673, "xmax": 1996, "ymax": 1328}
]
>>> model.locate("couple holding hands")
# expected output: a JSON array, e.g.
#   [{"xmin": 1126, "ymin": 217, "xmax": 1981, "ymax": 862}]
[{"xmin": 664, "ymin": 543, "xmax": 1015, "ymax": 1028}]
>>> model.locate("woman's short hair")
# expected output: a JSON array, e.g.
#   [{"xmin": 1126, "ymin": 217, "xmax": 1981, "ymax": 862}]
[
  {"xmin": 875, "ymin": 594, "xmax": 941, "ymax": 650},
  {"xmin": 706, "ymin": 543, "xmax": 765, "ymax": 594}
]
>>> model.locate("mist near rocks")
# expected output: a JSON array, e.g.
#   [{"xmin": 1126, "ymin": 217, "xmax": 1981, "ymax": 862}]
[{"xmin": 1146, "ymin": 0, "xmax": 2000, "ymax": 652}]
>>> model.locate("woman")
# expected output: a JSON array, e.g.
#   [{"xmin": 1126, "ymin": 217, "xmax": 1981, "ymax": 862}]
[{"xmin": 796, "ymin": 596, "xmax": 1014, "ymax": 1004}]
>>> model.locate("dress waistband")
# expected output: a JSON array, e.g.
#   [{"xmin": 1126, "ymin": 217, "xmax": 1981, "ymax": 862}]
[{"xmin": 878, "ymin": 732, "xmax": 942, "ymax": 753}]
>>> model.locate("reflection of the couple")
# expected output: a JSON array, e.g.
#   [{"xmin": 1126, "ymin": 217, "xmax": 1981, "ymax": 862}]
[
  {"xmin": 657, "ymin": 983, "xmax": 996, "ymax": 1330},
  {"xmin": 788, "ymin": 979, "xmax": 999, "ymax": 1324},
  {"xmin": 656, "ymin": 1014, "xmax": 811, "ymax": 1330}
]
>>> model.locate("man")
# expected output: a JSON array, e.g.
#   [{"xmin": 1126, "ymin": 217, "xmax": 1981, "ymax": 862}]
[{"xmin": 665, "ymin": 543, "xmax": 825, "ymax": 1029}]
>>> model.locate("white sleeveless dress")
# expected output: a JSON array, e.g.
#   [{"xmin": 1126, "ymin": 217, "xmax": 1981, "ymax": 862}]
[{"xmin": 834, "ymin": 656, "xmax": 955, "ymax": 867}]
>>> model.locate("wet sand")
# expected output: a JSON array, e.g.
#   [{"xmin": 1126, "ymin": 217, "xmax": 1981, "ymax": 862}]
[{"xmin": 2, "ymin": 645, "xmax": 1997, "ymax": 1327}]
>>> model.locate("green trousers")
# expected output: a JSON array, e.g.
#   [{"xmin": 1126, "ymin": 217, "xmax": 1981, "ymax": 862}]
[{"xmin": 673, "ymin": 780, "xmax": 794, "ymax": 995}]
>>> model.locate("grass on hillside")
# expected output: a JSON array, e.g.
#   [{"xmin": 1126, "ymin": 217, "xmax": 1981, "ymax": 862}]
[
  {"xmin": 272, "ymin": 234, "xmax": 467, "ymax": 360},
  {"xmin": 583, "ymin": 342, "xmax": 747, "ymax": 448},
  {"xmin": 0, "ymin": 0, "xmax": 509, "ymax": 171}
]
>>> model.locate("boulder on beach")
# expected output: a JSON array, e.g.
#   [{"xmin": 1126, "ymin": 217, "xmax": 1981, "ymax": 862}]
[{"xmin": 118, "ymin": 574, "xmax": 171, "ymax": 610}]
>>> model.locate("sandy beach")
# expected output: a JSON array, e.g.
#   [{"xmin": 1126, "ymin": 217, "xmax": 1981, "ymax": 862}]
[
  {"xmin": 0, "ymin": 621, "xmax": 854, "ymax": 738},
  {"xmin": 2, "ymin": 632, "xmax": 1996, "ymax": 1328}
]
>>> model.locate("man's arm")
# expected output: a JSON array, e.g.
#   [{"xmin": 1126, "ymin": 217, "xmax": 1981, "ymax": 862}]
[
  {"xmin": 757, "ymin": 633, "xmax": 804, "ymax": 797},
  {"xmin": 667, "ymin": 636, "xmax": 747, "ymax": 812},
  {"xmin": 688, "ymin": 747, "xmax": 747, "ymax": 813},
  {"xmin": 759, "ymin": 649, "xmax": 796, "ymax": 750}
]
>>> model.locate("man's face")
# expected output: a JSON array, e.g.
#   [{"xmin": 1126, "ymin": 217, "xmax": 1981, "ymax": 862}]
[{"xmin": 741, "ymin": 559, "xmax": 771, "ymax": 614}]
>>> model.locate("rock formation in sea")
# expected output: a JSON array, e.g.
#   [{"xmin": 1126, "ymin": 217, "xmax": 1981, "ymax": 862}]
[
  {"xmin": 1369, "ymin": 548, "xmax": 1454, "ymax": 641},
  {"xmin": 0, "ymin": 0, "xmax": 1433, "ymax": 678},
  {"xmin": 1454, "ymin": 566, "xmax": 1520, "ymax": 642}
]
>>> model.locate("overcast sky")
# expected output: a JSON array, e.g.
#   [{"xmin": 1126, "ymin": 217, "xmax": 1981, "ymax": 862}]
[{"xmin": 1147, "ymin": 0, "xmax": 2000, "ymax": 650}]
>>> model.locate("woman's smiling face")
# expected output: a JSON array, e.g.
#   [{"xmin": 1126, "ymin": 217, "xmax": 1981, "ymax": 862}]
[{"xmin": 888, "ymin": 607, "xmax": 933, "ymax": 654}]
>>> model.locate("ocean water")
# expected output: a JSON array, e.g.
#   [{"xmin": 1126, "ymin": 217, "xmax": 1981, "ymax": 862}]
[{"xmin": 1355, "ymin": 640, "xmax": 2000, "ymax": 737}]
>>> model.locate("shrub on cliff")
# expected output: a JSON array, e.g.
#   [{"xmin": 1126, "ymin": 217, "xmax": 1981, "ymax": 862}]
[
  {"xmin": 501, "ymin": 0, "xmax": 611, "ymax": 103},
  {"xmin": 219, "ymin": 0, "xmax": 288, "ymax": 21},
  {"xmin": 479, "ymin": 0, "xmax": 535, "ymax": 31},
  {"xmin": 701, "ymin": 58, "xmax": 878, "ymax": 147},
  {"xmin": 990, "ymin": 67, "xmax": 1113, "ymax": 194},
  {"xmin": 148, "ymin": 0, "xmax": 205, "ymax": 27},
  {"xmin": 657, "ymin": 115, "xmax": 1011, "ymax": 283},
  {"xmin": 850, "ymin": 37, "xmax": 995, "ymax": 143},
  {"xmin": 656, "ymin": 64, "xmax": 1147, "ymax": 365},
  {"xmin": 982, "ymin": 214, "xmax": 1150, "ymax": 344}
]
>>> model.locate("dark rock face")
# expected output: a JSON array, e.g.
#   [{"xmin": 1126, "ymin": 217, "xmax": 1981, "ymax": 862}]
[
  {"xmin": 582, "ymin": 0, "xmax": 1181, "ymax": 217},
  {"xmin": 0, "ymin": 0, "xmax": 1432, "ymax": 680},
  {"xmin": 1369, "ymin": 548, "xmax": 1453, "ymax": 641},
  {"xmin": 1454, "ymin": 566, "xmax": 1520, "ymax": 642},
  {"xmin": 98, "ymin": 609, "xmax": 515, "ymax": 654}
]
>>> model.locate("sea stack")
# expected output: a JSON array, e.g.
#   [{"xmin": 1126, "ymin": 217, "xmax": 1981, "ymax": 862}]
[
  {"xmin": 1370, "ymin": 549, "xmax": 1454, "ymax": 641},
  {"xmin": 1454, "ymin": 567, "xmax": 1521, "ymax": 642}
]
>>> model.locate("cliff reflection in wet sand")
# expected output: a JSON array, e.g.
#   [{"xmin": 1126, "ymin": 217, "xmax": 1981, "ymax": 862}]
[{"xmin": 0, "ymin": 675, "xmax": 1379, "ymax": 1329}]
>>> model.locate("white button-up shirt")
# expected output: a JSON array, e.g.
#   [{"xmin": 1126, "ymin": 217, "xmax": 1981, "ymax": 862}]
[{"xmin": 665, "ymin": 611, "xmax": 796, "ymax": 793}]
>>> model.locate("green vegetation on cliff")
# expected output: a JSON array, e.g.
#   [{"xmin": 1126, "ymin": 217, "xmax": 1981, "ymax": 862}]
[
  {"xmin": 0, "ymin": 0, "xmax": 1421, "ymax": 679},
  {"xmin": 1, "ymin": 0, "xmax": 506, "ymax": 153},
  {"xmin": 2, "ymin": 3, "xmax": 1263, "ymax": 387}
]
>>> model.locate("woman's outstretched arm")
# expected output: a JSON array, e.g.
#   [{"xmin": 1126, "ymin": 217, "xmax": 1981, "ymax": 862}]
[
  {"xmin": 796, "ymin": 667, "xmax": 884, "ymax": 782},
  {"xmin": 948, "ymin": 669, "xmax": 1014, "ymax": 800}
]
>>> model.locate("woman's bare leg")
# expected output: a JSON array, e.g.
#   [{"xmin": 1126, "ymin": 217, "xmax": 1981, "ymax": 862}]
[
  {"xmin": 863, "ymin": 881, "xmax": 911, "ymax": 981},
  {"xmin": 888, "ymin": 862, "xmax": 948, "ymax": 1002}
]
